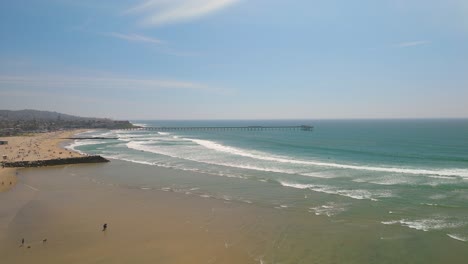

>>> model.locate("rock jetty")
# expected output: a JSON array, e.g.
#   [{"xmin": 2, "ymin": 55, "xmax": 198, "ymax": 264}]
[{"xmin": 2, "ymin": 156, "xmax": 109, "ymax": 168}]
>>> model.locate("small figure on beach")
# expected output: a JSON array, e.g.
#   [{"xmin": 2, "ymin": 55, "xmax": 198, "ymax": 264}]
[
  {"xmin": 102, "ymin": 223, "xmax": 108, "ymax": 231},
  {"xmin": 20, "ymin": 238, "xmax": 24, "ymax": 247}
]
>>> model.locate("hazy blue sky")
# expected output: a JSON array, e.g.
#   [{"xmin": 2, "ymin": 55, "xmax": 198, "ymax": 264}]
[{"xmin": 0, "ymin": 0, "xmax": 467, "ymax": 119}]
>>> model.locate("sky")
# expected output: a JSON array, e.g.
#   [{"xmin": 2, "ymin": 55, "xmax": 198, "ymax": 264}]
[{"xmin": 0, "ymin": 0, "xmax": 467, "ymax": 120}]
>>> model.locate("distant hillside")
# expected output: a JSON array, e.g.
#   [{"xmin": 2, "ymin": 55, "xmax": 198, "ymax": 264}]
[
  {"xmin": 0, "ymin": 109, "xmax": 97, "ymax": 121},
  {"xmin": 0, "ymin": 109, "xmax": 135, "ymax": 136}
]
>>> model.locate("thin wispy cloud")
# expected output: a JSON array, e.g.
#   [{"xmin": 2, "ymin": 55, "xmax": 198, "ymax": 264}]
[
  {"xmin": 0, "ymin": 74, "xmax": 226, "ymax": 93},
  {"xmin": 103, "ymin": 32, "xmax": 200, "ymax": 56},
  {"xmin": 106, "ymin": 32, "xmax": 164, "ymax": 44},
  {"xmin": 127, "ymin": 0, "xmax": 241, "ymax": 26},
  {"xmin": 395, "ymin": 40, "xmax": 431, "ymax": 48}
]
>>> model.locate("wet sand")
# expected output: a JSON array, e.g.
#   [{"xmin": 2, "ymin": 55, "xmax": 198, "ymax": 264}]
[
  {"xmin": 0, "ymin": 164, "xmax": 301, "ymax": 264},
  {"xmin": 0, "ymin": 168, "xmax": 17, "ymax": 193}
]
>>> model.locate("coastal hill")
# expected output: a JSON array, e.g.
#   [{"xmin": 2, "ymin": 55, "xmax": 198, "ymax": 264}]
[{"xmin": 0, "ymin": 109, "xmax": 135, "ymax": 136}]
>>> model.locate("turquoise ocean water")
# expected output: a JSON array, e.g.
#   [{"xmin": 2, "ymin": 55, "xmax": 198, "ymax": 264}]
[{"xmin": 68, "ymin": 119, "xmax": 468, "ymax": 246}]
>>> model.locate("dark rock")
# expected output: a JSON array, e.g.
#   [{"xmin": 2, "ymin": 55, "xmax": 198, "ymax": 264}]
[{"xmin": 3, "ymin": 156, "xmax": 109, "ymax": 168}]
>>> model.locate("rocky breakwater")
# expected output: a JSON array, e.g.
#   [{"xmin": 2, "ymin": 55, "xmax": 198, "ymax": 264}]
[{"xmin": 2, "ymin": 156, "xmax": 109, "ymax": 168}]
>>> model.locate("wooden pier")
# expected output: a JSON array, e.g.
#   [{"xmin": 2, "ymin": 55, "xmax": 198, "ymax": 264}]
[{"xmin": 122, "ymin": 125, "xmax": 313, "ymax": 132}]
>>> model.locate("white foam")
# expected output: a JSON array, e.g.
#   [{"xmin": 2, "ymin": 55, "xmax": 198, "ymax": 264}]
[
  {"xmin": 429, "ymin": 175, "xmax": 457, "ymax": 180},
  {"xmin": 104, "ymin": 155, "xmax": 154, "ymax": 166},
  {"xmin": 301, "ymin": 172, "xmax": 337, "ymax": 179},
  {"xmin": 447, "ymin": 234, "xmax": 468, "ymax": 242},
  {"xmin": 125, "ymin": 141, "xmax": 304, "ymax": 176},
  {"xmin": 105, "ymin": 153, "xmax": 252, "ymax": 180},
  {"xmin": 124, "ymin": 136, "xmax": 468, "ymax": 179},
  {"xmin": 367, "ymin": 176, "xmax": 413, "ymax": 186},
  {"xmin": 309, "ymin": 202, "xmax": 347, "ymax": 217},
  {"xmin": 421, "ymin": 203, "xmax": 439, "ymax": 207},
  {"xmin": 65, "ymin": 139, "xmax": 108, "ymax": 154},
  {"xmin": 278, "ymin": 180, "xmax": 392, "ymax": 201},
  {"xmin": 278, "ymin": 181, "xmax": 316, "ymax": 189},
  {"xmin": 382, "ymin": 220, "xmax": 399, "ymax": 225},
  {"xmin": 429, "ymin": 194, "xmax": 447, "ymax": 200},
  {"xmin": 185, "ymin": 138, "xmax": 468, "ymax": 178},
  {"xmin": 382, "ymin": 218, "xmax": 465, "ymax": 231}
]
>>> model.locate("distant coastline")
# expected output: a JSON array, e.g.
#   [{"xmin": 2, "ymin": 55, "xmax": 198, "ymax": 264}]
[{"xmin": 0, "ymin": 109, "xmax": 136, "ymax": 137}]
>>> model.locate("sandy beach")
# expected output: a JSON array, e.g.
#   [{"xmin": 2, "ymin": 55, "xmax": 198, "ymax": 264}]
[
  {"xmin": 0, "ymin": 130, "xmax": 85, "ymax": 192},
  {"xmin": 0, "ymin": 130, "xmax": 85, "ymax": 163}
]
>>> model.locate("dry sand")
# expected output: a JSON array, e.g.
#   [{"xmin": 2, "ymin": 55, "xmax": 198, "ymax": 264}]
[{"xmin": 0, "ymin": 130, "xmax": 85, "ymax": 163}]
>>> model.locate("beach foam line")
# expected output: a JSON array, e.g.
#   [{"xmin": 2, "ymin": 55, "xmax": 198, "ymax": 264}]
[
  {"xmin": 103, "ymin": 154, "xmax": 250, "ymax": 180},
  {"xmin": 122, "ymin": 135, "xmax": 468, "ymax": 178},
  {"xmin": 185, "ymin": 138, "xmax": 468, "ymax": 178},
  {"xmin": 382, "ymin": 218, "xmax": 465, "ymax": 231},
  {"xmin": 65, "ymin": 139, "xmax": 110, "ymax": 154},
  {"xmin": 278, "ymin": 180, "xmax": 392, "ymax": 201},
  {"xmin": 447, "ymin": 234, "xmax": 468, "ymax": 242},
  {"xmin": 102, "ymin": 155, "xmax": 155, "ymax": 166},
  {"xmin": 309, "ymin": 202, "xmax": 347, "ymax": 217},
  {"xmin": 125, "ymin": 141, "xmax": 309, "ymax": 176},
  {"xmin": 366, "ymin": 176, "xmax": 416, "ymax": 186}
]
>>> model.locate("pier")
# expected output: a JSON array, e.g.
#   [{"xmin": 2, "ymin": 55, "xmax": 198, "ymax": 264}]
[{"xmin": 122, "ymin": 125, "xmax": 313, "ymax": 132}]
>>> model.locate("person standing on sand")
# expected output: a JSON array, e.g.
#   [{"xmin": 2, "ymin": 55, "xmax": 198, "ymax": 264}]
[{"xmin": 102, "ymin": 223, "xmax": 108, "ymax": 231}]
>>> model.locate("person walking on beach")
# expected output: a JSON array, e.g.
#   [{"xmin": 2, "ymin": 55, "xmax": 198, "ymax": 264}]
[
  {"xmin": 102, "ymin": 223, "xmax": 108, "ymax": 231},
  {"xmin": 20, "ymin": 238, "xmax": 24, "ymax": 247}
]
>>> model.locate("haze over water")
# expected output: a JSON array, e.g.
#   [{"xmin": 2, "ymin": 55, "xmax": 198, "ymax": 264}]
[{"xmin": 69, "ymin": 119, "xmax": 468, "ymax": 256}]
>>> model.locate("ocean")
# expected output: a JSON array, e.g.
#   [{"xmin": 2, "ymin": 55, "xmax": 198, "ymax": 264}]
[{"xmin": 67, "ymin": 119, "xmax": 468, "ymax": 262}]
